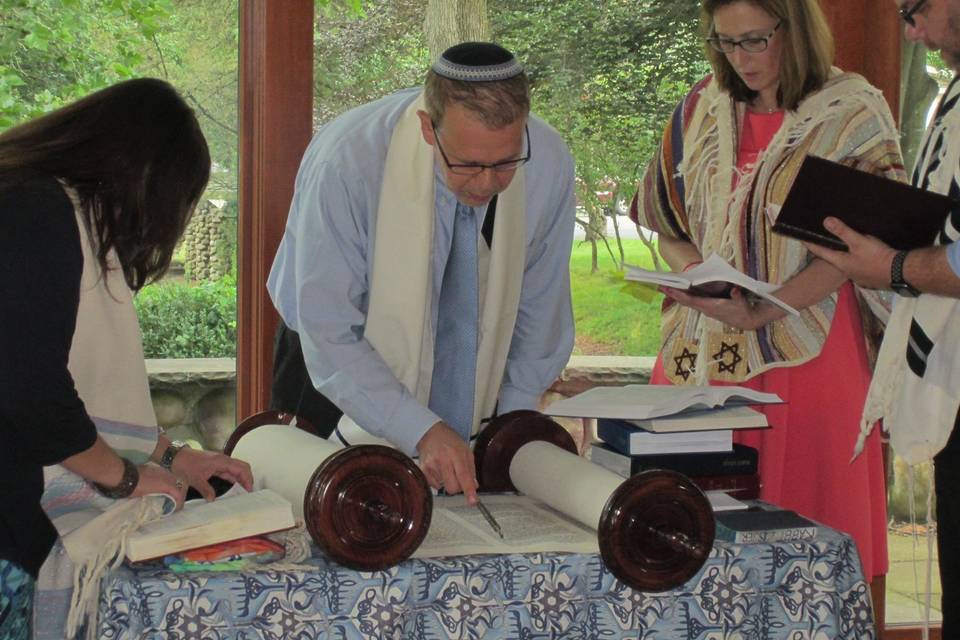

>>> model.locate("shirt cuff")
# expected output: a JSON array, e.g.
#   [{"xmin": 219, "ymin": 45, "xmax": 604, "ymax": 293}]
[
  {"xmin": 497, "ymin": 385, "xmax": 543, "ymax": 416},
  {"xmin": 947, "ymin": 241, "xmax": 960, "ymax": 279},
  {"xmin": 386, "ymin": 402, "xmax": 441, "ymax": 458}
]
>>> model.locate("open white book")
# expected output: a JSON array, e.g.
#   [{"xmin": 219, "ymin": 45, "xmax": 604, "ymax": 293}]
[
  {"xmin": 624, "ymin": 253, "xmax": 798, "ymax": 315},
  {"xmin": 415, "ymin": 494, "xmax": 599, "ymax": 557},
  {"xmin": 623, "ymin": 405, "xmax": 768, "ymax": 433},
  {"xmin": 126, "ymin": 489, "xmax": 296, "ymax": 562},
  {"xmin": 546, "ymin": 384, "xmax": 783, "ymax": 421}
]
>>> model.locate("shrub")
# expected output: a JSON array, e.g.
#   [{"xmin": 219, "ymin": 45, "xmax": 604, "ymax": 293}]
[{"xmin": 135, "ymin": 276, "xmax": 237, "ymax": 358}]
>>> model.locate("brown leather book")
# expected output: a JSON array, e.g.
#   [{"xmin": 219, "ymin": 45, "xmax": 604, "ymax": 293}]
[
  {"xmin": 689, "ymin": 472, "xmax": 761, "ymax": 501},
  {"xmin": 772, "ymin": 155, "xmax": 955, "ymax": 251}
]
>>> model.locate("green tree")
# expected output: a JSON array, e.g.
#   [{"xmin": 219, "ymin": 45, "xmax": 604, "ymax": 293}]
[
  {"xmin": 491, "ymin": 0, "xmax": 707, "ymax": 271},
  {"xmin": 313, "ymin": 0, "xmax": 429, "ymax": 127},
  {"xmin": 0, "ymin": 0, "xmax": 173, "ymax": 128}
]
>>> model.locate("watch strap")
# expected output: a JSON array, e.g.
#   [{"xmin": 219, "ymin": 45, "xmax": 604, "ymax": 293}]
[
  {"xmin": 890, "ymin": 250, "xmax": 920, "ymax": 297},
  {"xmin": 160, "ymin": 440, "xmax": 188, "ymax": 470}
]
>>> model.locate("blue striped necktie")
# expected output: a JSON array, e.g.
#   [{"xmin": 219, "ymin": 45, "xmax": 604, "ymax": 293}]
[{"xmin": 428, "ymin": 202, "xmax": 479, "ymax": 441}]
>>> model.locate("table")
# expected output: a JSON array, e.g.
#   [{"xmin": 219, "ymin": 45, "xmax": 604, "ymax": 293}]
[{"xmin": 97, "ymin": 524, "xmax": 874, "ymax": 639}]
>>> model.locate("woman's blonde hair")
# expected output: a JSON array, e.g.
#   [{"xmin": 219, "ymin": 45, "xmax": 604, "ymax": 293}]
[{"xmin": 701, "ymin": 0, "xmax": 834, "ymax": 110}]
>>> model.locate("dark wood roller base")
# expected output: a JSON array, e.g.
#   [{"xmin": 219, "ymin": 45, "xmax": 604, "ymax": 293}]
[
  {"xmin": 224, "ymin": 412, "xmax": 433, "ymax": 571},
  {"xmin": 222, "ymin": 410, "xmax": 320, "ymax": 456},
  {"xmin": 599, "ymin": 469, "xmax": 714, "ymax": 592},
  {"xmin": 304, "ymin": 445, "xmax": 432, "ymax": 571},
  {"xmin": 474, "ymin": 410, "xmax": 714, "ymax": 592},
  {"xmin": 474, "ymin": 409, "xmax": 579, "ymax": 492}
]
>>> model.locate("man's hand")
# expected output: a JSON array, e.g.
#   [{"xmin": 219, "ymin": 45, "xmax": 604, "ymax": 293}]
[
  {"xmin": 416, "ymin": 421, "xmax": 478, "ymax": 505},
  {"xmin": 804, "ymin": 217, "xmax": 896, "ymax": 290},
  {"xmin": 171, "ymin": 448, "xmax": 254, "ymax": 501}
]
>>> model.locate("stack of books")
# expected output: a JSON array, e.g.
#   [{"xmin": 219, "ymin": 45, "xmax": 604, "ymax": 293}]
[{"xmin": 547, "ymin": 385, "xmax": 783, "ymax": 501}]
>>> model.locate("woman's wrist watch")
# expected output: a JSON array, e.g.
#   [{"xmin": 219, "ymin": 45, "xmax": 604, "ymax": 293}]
[
  {"xmin": 160, "ymin": 440, "xmax": 189, "ymax": 470},
  {"xmin": 890, "ymin": 250, "xmax": 920, "ymax": 297},
  {"xmin": 92, "ymin": 457, "xmax": 140, "ymax": 499}
]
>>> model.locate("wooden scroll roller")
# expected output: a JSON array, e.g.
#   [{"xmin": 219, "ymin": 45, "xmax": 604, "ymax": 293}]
[
  {"xmin": 474, "ymin": 410, "xmax": 715, "ymax": 592},
  {"xmin": 223, "ymin": 411, "xmax": 432, "ymax": 571}
]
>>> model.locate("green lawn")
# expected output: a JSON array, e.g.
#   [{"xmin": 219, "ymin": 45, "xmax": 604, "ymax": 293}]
[
  {"xmin": 570, "ymin": 238, "xmax": 663, "ymax": 356},
  {"xmin": 886, "ymin": 528, "xmax": 943, "ymax": 625}
]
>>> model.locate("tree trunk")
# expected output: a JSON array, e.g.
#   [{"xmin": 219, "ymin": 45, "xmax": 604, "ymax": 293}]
[{"xmin": 424, "ymin": 0, "xmax": 489, "ymax": 60}]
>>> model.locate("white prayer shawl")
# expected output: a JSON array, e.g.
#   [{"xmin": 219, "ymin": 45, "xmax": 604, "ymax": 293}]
[
  {"xmin": 33, "ymin": 187, "xmax": 170, "ymax": 640},
  {"xmin": 857, "ymin": 76, "xmax": 960, "ymax": 464},
  {"xmin": 335, "ymin": 95, "xmax": 527, "ymax": 447}
]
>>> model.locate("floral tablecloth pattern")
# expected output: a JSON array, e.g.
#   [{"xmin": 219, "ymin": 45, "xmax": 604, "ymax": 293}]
[{"xmin": 98, "ymin": 525, "xmax": 873, "ymax": 639}]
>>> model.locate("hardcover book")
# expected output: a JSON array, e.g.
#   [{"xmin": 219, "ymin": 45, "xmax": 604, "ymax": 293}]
[
  {"xmin": 547, "ymin": 384, "xmax": 783, "ymax": 422},
  {"xmin": 588, "ymin": 442, "xmax": 759, "ymax": 478},
  {"xmin": 690, "ymin": 473, "xmax": 760, "ymax": 500},
  {"xmin": 596, "ymin": 418, "xmax": 733, "ymax": 455},
  {"xmin": 608, "ymin": 405, "xmax": 768, "ymax": 434},
  {"xmin": 126, "ymin": 489, "xmax": 296, "ymax": 562},
  {"xmin": 623, "ymin": 253, "xmax": 798, "ymax": 315},
  {"xmin": 714, "ymin": 508, "xmax": 817, "ymax": 544},
  {"xmin": 772, "ymin": 155, "xmax": 955, "ymax": 251}
]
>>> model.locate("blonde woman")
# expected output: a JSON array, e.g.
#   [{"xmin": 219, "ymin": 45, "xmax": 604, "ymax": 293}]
[{"xmin": 632, "ymin": 0, "xmax": 903, "ymax": 582}]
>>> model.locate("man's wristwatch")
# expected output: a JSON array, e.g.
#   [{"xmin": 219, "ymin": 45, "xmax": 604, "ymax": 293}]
[
  {"xmin": 160, "ymin": 440, "xmax": 189, "ymax": 470},
  {"xmin": 890, "ymin": 250, "xmax": 920, "ymax": 297}
]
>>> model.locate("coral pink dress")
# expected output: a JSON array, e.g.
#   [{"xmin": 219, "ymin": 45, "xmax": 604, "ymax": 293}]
[{"xmin": 651, "ymin": 109, "xmax": 889, "ymax": 580}]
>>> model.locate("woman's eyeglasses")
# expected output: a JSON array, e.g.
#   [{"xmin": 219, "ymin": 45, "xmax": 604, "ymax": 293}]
[{"xmin": 707, "ymin": 21, "xmax": 781, "ymax": 54}]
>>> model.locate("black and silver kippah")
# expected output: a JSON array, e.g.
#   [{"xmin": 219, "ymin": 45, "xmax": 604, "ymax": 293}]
[{"xmin": 431, "ymin": 42, "xmax": 523, "ymax": 82}]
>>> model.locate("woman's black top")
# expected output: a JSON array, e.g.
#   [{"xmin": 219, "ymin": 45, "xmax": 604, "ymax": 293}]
[{"xmin": 0, "ymin": 174, "xmax": 98, "ymax": 577}]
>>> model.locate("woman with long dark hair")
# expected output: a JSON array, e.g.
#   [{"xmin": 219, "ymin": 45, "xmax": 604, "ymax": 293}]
[{"xmin": 0, "ymin": 78, "xmax": 252, "ymax": 639}]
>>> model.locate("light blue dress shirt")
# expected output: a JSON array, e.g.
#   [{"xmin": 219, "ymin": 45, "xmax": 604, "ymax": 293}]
[
  {"xmin": 948, "ymin": 239, "xmax": 960, "ymax": 277},
  {"xmin": 267, "ymin": 88, "xmax": 576, "ymax": 456}
]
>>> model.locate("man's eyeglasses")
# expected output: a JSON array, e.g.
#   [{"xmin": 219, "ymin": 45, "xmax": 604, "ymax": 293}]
[
  {"xmin": 707, "ymin": 21, "xmax": 781, "ymax": 54},
  {"xmin": 899, "ymin": 0, "xmax": 929, "ymax": 27},
  {"xmin": 431, "ymin": 122, "xmax": 531, "ymax": 176}
]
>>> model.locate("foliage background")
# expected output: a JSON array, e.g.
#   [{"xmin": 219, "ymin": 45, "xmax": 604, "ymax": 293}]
[
  {"xmin": 135, "ymin": 276, "xmax": 237, "ymax": 358},
  {"xmin": 0, "ymin": 0, "xmax": 707, "ymax": 357}
]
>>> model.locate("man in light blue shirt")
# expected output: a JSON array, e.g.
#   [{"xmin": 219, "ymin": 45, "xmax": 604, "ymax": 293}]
[{"xmin": 267, "ymin": 43, "xmax": 575, "ymax": 505}]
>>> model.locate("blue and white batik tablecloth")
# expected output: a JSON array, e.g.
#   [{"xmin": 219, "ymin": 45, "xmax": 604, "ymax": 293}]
[{"xmin": 97, "ymin": 525, "xmax": 874, "ymax": 639}]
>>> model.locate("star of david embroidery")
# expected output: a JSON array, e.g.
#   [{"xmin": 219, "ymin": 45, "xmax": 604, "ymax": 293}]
[
  {"xmin": 673, "ymin": 347, "xmax": 697, "ymax": 381},
  {"xmin": 713, "ymin": 340, "xmax": 743, "ymax": 375}
]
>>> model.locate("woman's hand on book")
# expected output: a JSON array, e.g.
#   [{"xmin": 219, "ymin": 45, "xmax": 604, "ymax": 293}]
[
  {"xmin": 171, "ymin": 449, "xmax": 254, "ymax": 501},
  {"xmin": 133, "ymin": 464, "xmax": 187, "ymax": 509},
  {"xmin": 660, "ymin": 286, "xmax": 782, "ymax": 330}
]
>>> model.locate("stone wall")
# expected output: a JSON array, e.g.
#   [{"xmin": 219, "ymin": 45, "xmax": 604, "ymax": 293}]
[
  {"xmin": 147, "ymin": 356, "xmax": 655, "ymax": 452},
  {"xmin": 180, "ymin": 200, "xmax": 234, "ymax": 282}
]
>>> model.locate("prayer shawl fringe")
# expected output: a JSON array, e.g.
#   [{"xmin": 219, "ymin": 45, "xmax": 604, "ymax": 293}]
[
  {"xmin": 34, "ymin": 186, "xmax": 164, "ymax": 640},
  {"xmin": 635, "ymin": 72, "xmax": 904, "ymax": 384},
  {"xmin": 336, "ymin": 94, "xmax": 527, "ymax": 445}
]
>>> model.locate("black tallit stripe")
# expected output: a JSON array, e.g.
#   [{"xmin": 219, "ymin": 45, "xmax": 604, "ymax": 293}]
[
  {"xmin": 938, "ymin": 76, "xmax": 960, "ymax": 115},
  {"xmin": 906, "ymin": 318, "xmax": 934, "ymax": 377},
  {"xmin": 919, "ymin": 135, "xmax": 945, "ymax": 191},
  {"xmin": 481, "ymin": 194, "xmax": 497, "ymax": 249},
  {"xmin": 914, "ymin": 77, "xmax": 960, "ymax": 188}
]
